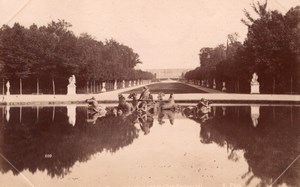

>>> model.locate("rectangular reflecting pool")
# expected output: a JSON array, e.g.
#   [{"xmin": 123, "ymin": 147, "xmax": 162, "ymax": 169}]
[{"xmin": 0, "ymin": 104, "xmax": 299, "ymax": 187}]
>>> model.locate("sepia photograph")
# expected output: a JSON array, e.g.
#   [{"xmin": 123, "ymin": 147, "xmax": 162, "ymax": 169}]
[{"xmin": 0, "ymin": 0, "xmax": 299, "ymax": 186}]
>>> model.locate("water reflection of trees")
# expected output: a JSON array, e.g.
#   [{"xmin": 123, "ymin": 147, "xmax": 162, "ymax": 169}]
[
  {"xmin": 0, "ymin": 106, "xmax": 139, "ymax": 178},
  {"xmin": 196, "ymin": 106, "xmax": 300, "ymax": 187}
]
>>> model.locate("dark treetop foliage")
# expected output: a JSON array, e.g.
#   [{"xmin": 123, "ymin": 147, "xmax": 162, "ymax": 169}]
[
  {"xmin": 185, "ymin": 1, "xmax": 300, "ymax": 94},
  {"xmin": 0, "ymin": 20, "xmax": 153, "ymax": 83}
]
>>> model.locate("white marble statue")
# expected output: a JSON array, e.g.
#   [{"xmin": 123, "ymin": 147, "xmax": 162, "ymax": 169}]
[
  {"xmin": 213, "ymin": 79, "xmax": 216, "ymax": 89},
  {"xmin": 101, "ymin": 82, "xmax": 106, "ymax": 92},
  {"xmin": 6, "ymin": 81, "xmax": 10, "ymax": 95},
  {"xmin": 251, "ymin": 73, "xmax": 259, "ymax": 84},
  {"xmin": 114, "ymin": 80, "xmax": 117, "ymax": 90},
  {"xmin": 68, "ymin": 75, "xmax": 76, "ymax": 86},
  {"xmin": 222, "ymin": 82, "xmax": 226, "ymax": 92},
  {"xmin": 250, "ymin": 72, "xmax": 260, "ymax": 94},
  {"xmin": 67, "ymin": 75, "xmax": 76, "ymax": 95}
]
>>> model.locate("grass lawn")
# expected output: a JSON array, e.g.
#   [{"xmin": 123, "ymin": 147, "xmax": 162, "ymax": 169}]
[{"xmin": 122, "ymin": 82, "xmax": 206, "ymax": 94}]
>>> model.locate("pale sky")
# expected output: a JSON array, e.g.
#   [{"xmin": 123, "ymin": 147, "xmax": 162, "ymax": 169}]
[{"xmin": 0, "ymin": 0, "xmax": 299, "ymax": 69}]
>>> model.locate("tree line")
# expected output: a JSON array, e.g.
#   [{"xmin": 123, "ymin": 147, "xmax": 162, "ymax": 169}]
[
  {"xmin": 0, "ymin": 20, "xmax": 153, "ymax": 94},
  {"xmin": 185, "ymin": 2, "xmax": 300, "ymax": 94}
]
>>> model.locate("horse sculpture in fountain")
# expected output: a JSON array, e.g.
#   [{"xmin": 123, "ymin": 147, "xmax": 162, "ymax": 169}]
[{"xmin": 85, "ymin": 91, "xmax": 212, "ymax": 125}]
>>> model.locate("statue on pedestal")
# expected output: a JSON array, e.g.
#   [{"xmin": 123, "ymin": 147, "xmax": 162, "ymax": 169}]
[
  {"xmin": 213, "ymin": 79, "xmax": 216, "ymax": 89},
  {"xmin": 114, "ymin": 80, "xmax": 117, "ymax": 90},
  {"xmin": 6, "ymin": 81, "xmax": 10, "ymax": 95},
  {"xmin": 101, "ymin": 82, "xmax": 106, "ymax": 92},
  {"xmin": 250, "ymin": 73, "xmax": 260, "ymax": 94},
  {"xmin": 67, "ymin": 75, "xmax": 76, "ymax": 95},
  {"xmin": 222, "ymin": 82, "xmax": 226, "ymax": 92}
]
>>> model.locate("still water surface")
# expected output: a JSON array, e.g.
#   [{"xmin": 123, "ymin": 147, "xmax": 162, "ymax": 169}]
[{"xmin": 0, "ymin": 104, "xmax": 299, "ymax": 187}]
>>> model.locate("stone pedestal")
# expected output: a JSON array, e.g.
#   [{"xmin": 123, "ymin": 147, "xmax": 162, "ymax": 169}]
[
  {"xmin": 133, "ymin": 80, "xmax": 136, "ymax": 86},
  {"xmin": 67, "ymin": 85, "xmax": 76, "ymax": 95},
  {"xmin": 122, "ymin": 80, "xmax": 125, "ymax": 88},
  {"xmin": 251, "ymin": 83, "xmax": 260, "ymax": 94},
  {"xmin": 128, "ymin": 81, "xmax": 132, "ymax": 87},
  {"xmin": 201, "ymin": 80, "xmax": 204, "ymax": 86},
  {"xmin": 101, "ymin": 82, "xmax": 106, "ymax": 92}
]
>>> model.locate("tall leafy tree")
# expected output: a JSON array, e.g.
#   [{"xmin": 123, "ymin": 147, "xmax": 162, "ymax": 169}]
[
  {"xmin": 0, "ymin": 20, "xmax": 153, "ymax": 94},
  {"xmin": 242, "ymin": 1, "xmax": 297, "ymax": 93}
]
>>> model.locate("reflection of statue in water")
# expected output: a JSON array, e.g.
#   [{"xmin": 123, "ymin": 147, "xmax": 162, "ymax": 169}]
[
  {"xmin": 196, "ymin": 98, "xmax": 212, "ymax": 122},
  {"xmin": 153, "ymin": 93, "xmax": 177, "ymax": 112},
  {"xmin": 5, "ymin": 105, "xmax": 10, "ymax": 122},
  {"xmin": 157, "ymin": 109, "xmax": 176, "ymax": 125},
  {"xmin": 161, "ymin": 93, "xmax": 176, "ymax": 110},
  {"xmin": 137, "ymin": 113, "xmax": 154, "ymax": 135},
  {"xmin": 227, "ymin": 145, "xmax": 239, "ymax": 162},
  {"xmin": 87, "ymin": 111, "xmax": 107, "ymax": 124},
  {"xmin": 251, "ymin": 105, "xmax": 260, "ymax": 127},
  {"xmin": 197, "ymin": 98, "xmax": 211, "ymax": 114},
  {"xmin": 163, "ymin": 110, "xmax": 175, "ymax": 125},
  {"xmin": 158, "ymin": 111, "xmax": 165, "ymax": 125},
  {"xmin": 199, "ymin": 125, "xmax": 212, "ymax": 144},
  {"xmin": 68, "ymin": 75, "xmax": 76, "ymax": 86},
  {"xmin": 182, "ymin": 100, "xmax": 213, "ymax": 123},
  {"xmin": 67, "ymin": 105, "xmax": 76, "ymax": 126}
]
